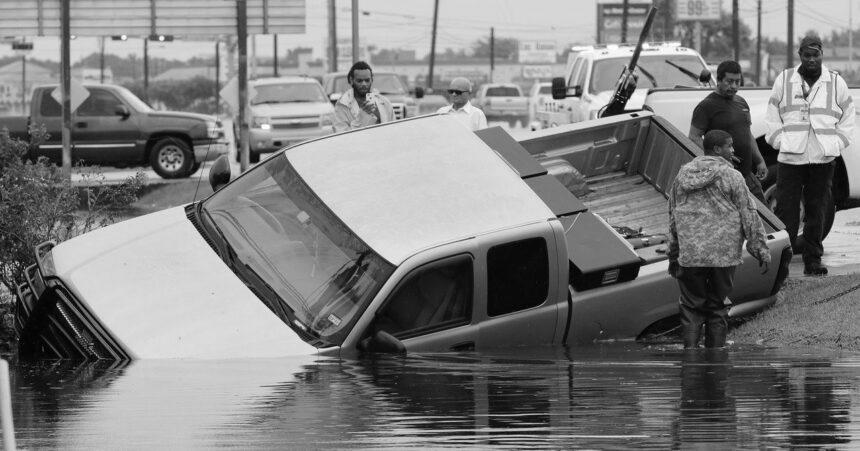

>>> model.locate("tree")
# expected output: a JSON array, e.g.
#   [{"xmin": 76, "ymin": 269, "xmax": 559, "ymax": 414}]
[
  {"xmin": 675, "ymin": 11, "xmax": 754, "ymax": 60},
  {"xmin": 471, "ymin": 36, "xmax": 519, "ymax": 61}
]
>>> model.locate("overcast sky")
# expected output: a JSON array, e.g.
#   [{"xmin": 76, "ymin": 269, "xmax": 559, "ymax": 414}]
[{"xmin": 0, "ymin": 0, "xmax": 856, "ymax": 63}]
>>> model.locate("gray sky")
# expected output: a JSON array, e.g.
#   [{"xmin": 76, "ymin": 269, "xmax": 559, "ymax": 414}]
[{"xmin": 0, "ymin": 0, "xmax": 856, "ymax": 63}]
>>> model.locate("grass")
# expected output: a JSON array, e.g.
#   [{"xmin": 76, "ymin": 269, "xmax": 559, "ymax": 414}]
[{"xmin": 730, "ymin": 274, "xmax": 860, "ymax": 351}]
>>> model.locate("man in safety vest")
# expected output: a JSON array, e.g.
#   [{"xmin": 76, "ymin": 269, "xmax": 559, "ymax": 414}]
[{"xmin": 765, "ymin": 35, "xmax": 855, "ymax": 276}]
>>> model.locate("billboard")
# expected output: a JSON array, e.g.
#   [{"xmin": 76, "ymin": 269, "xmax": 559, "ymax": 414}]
[
  {"xmin": 518, "ymin": 41, "xmax": 557, "ymax": 64},
  {"xmin": 596, "ymin": 1, "xmax": 652, "ymax": 44},
  {"xmin": 675, "ymin": 0, "xmax": 723, "ymax": 21}
]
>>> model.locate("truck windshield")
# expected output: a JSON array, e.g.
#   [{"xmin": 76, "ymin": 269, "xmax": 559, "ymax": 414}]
[
  {"xmin": 590, "ymin": 54, "xmax": 708, "ymax": 93},
  {"xmin": 251, "ymin": 83, "xmax": 327, "ymax": 104},
  {"xmin": 201, "ymin": 154, "xmax": 394, "ymax": 347},
  {"xmin": 331, "ymin": 74, "xmax": 407, "ymax": 95}
]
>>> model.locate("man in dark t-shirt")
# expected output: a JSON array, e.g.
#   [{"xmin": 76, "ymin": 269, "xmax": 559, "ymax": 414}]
[{"xmin": 689, "ymin": 60, "xmax": 768, "ymax": 202}]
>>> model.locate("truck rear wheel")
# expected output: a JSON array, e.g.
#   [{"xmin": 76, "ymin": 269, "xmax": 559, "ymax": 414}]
[
  {"xmin": 763, "ymin": 184, "xmax": 835, "ymax": 244},
  {"xmin": 150, "ymin": 137, "xmax": 193, "ymax": 179}
]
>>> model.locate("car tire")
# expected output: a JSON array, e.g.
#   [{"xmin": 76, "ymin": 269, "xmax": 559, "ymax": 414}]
[
  {"xmin": 763, "ymin": 184, "xmax": 835, "ymax": 242},
  {"xmin": 150, "ymin": 137, "xmax": 193, "ymax": 179}
]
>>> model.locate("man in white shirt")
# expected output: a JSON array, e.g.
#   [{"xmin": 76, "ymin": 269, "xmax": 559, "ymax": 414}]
[{"xmin": 437, "ymin": 78, "xmax": 487, "ymax": 131}]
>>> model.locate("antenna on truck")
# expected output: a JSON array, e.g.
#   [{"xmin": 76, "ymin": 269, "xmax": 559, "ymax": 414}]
[{"xmin": 599, "ymin": 6, "xmax": 658, "ymax": 118}]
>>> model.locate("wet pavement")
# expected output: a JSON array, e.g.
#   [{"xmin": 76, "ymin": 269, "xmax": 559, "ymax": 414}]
[
  {"xmin": 7, "ymin": 344, "xmax": 860, "ymax": 449},
  {"xmin": 789, "ymin": 207, "xmax": 860, "ymax": 277}
]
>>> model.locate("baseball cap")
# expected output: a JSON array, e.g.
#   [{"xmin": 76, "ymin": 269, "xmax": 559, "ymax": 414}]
[{"xmin": 799, "ymin": 35, "xmax": 823, "ymax": 52}]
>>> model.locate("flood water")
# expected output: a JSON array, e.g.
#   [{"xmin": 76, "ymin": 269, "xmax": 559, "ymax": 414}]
[{"xmin": 7, "ymin": 344, "xmax": 860, "ymax": 449}]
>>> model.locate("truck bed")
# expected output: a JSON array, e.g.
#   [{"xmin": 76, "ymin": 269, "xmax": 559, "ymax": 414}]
[{"xmin": 579, "ymin": 171, "xmax": 670, "ymax": 237}]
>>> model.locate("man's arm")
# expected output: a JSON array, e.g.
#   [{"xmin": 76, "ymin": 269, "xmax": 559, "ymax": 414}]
[
  {"xmin": 731, "ymin": 171, "xmax": 771, "ymax": 269},
  {"xmin": 667, "ymin": 182, "xmax": 681, "ymax": 277},
  {"xmin": 688, "ymin": 125, "xmax": 705, "ymax": 149},
  {"xmin": 765, "ymin": 71, "xmax": 787, "ymax": 150},
  {"xmin": 750, "ymin": 129, "xmax": 768, "ymax": 179},
  {"xmin": 835, "ymin": 75, "xmax": 855, "ymax": 150}
]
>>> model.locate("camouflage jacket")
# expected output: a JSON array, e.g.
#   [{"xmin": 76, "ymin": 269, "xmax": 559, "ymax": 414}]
[{"xmin": 668, "ymin": 156, "xmax": 771, "ymax": 267}]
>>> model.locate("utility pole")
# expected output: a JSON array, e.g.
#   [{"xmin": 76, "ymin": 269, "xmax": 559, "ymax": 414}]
[
  {"xmin": 143, "ymin": 37, "xmax": 149, "ymax": 103},
  {"xmin": 351, "ymin": 0, "xmax": 359, "ymax": 63},
  {"xmin": 237, "ymin": 0, "xmax": 250, "ymax": 172},
  {"xmin": 20, "ymin": 55, "xmax": 25, "ymax": 115},
  {"xmin": 850, "ymin": 0, "xmax": 854, "ymax": 74},
  {"xmin": 756, "ymin": 0, "xmax": 762, "ymax": 85},
  {"xmin": 215, "ymin": 40, "xmax": 220, "ymax": 116},
  {"xmin": 428, "ymin": 0, "xmax": 439, "ymax": 90},
  {"xmin": 99, "ymin": 36, "xmax": 105, "ymax": 83},
  {"xmin": 787, "ymin": 0, "xmax": 794, "ymax": 68},
  {"xmin": 273, "ymin": 35, "xmax": 279, "ymax": 77},
  {"xmin": 732, "ymin": 0, "xmax": 739, "ymax": 62},
  {"xmin": 61, "ymin": 0, "xmax": 71, "ymax": 176},
  {"xmin": 489, "ymin": 27, "xmax": 495, "ymax": 83},
  {"xmin": 328, "ymin": 0, "xmax": 337, "ymax": 72},
  {"xmin": 621, "ymin": 0, "xmax": 629, "ymax": 44}
]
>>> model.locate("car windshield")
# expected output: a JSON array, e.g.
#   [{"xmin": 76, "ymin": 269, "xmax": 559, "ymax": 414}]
[
  {"xmin": 201, "ymin": 155, "xmax": 394, "ymax": 346},
  {"xmin": 589, "ymin": 54, "xmax": 708, "ymax": 93},
  {"xmin": 485, "ymin": 86, "xmax": 520, "ymax": 97},
  {"xmin": 331, "ymin": 74, "xmax": 407, "ymax": 95},
  {"xmin": 251, "ymin": 82, "xmax": 327, "ymax": 104},
  {"xmin": 538, "ymin": 85, "xmax": 552, "ymax": 95}
]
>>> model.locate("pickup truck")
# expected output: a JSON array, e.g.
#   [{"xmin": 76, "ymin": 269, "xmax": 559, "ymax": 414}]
[
  {"xmin": 643, "ymin": 86, "xmax": 860, "ymax": 237},
  {"xmin": 0, "ymin": 83, "xmax": 229, "ymax": 178},
  {"xmin": 13, "ymin": 113, "xmax": 791, "ymax": 360},
  {"xmin": 534, "ymin": 42, "xmax": 712, "ymax": 129},
  {"xmin": 473, "ymin": 83, "xmax": 529, "ymax": 127}
]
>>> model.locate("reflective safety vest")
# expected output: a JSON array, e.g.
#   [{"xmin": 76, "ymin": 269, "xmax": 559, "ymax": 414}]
[{"xmin": 765, "ymin": 66, "xmax": 853, "ymax": 157}]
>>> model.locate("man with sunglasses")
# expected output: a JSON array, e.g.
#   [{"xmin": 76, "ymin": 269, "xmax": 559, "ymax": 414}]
[{"xmin": 437, "ymin": 78, "xmax": 487, "ymax": 131}]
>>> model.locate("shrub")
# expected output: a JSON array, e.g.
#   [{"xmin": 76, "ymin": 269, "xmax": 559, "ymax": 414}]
[{"xmin": 0, "ymin": 126, "xmax": 144, "ymax": 302}]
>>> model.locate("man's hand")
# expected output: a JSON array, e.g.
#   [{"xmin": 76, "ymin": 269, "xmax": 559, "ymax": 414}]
[
  {"xmin": 668, "ymin": 260, "xmax": 680, "ymax": 278},
  {"xmin": 757, "ymin": 256, "xmax": 769, "ymax": 274},
  {"xmin": 361, "ymin": 99, "xmax": 380, "ymax": 117},
  {"xmin": 755, "ymin": 161, "xmax": 768, "ymax": 180}
]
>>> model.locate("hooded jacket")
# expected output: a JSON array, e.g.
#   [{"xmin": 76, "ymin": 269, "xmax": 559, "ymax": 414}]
[{"xmin": 668, "ymin": 155, "xmax": 770, "ymax": 267}]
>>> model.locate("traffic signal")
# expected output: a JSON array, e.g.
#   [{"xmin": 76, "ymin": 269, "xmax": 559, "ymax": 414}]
[
  {"xmin": 149, "ymin": 34, "xmax": 173, "ymax": 42},
  {"xmin": 111, "ymin": 35, "xmax": 128, "ymax": 41},
  {"xmin": 11, "ymin": 41, "xmax": 33, "ymax": 50}
]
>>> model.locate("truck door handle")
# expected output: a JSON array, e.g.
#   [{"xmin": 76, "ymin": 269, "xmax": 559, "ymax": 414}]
[{"xmin": 75, "ymin": 122, "xmax": 87, "ymax": 128}]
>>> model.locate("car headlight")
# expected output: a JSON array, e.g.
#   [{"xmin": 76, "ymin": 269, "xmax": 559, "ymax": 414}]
[
  {"xmin": 206, "ymin": 121, "xmax": 224, "ymax": 138},
  {"xmin": 253, "ymin": 116, "xmax": 271, "ymax": 130}
]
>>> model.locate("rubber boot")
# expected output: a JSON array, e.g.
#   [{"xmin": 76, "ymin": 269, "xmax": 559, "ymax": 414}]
[
  {"xmin": 704, "ymin": 317, "xmax": 727, "ymax": 348},
  {"xmin": 680, "ymin": 304, "xmax": 703, "ymax": 349}
]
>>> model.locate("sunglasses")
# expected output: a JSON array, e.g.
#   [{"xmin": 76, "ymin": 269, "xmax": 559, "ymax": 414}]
[{"xmin": 447, "ymin": 89, "xmax": 468, "ymax": 95}]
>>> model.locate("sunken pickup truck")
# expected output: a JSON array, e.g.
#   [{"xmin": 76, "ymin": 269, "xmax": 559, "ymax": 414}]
[
  {"xmin": 0, "ymin": 83, "xmax": 228, "ymax": 178},
  {"xmin": 14, "ymin": 113, "xmax": 792, "ymax": 360}
]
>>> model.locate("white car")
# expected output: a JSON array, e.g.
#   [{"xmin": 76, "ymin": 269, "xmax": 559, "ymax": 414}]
[
  {"xmin": 527, "ymin": 82, "xmax": 553, "ymax": 129},
  {"xmin": 247, "ymin": 76, "xmax": 335, "ymax": 163}
]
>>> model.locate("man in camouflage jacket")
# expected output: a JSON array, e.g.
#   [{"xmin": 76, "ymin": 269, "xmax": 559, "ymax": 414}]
[{"xmin": 668, "ymin": 129, "xmax": 771, "ymax": 349}]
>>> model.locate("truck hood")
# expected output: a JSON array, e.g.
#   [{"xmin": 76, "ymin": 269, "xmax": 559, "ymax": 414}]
[
  {"xmin": 49, "ymin": 206, "xmax": 317, "ymax": 359},
  {"xmin": 147, "ymin": 110, "xmax": 217, "ymax": 123},
  {"xmin": 249, "ymin": 102, "xmax": 333, "ymax": 117},
  {"xmin": 591, "ymin": 88, "xmax": 649, "ymax": 113}
]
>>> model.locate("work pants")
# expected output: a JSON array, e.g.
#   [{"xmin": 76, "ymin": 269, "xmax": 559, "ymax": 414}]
[
  {"xmin": 744, "ymin": 172, "xmax": 766, "ymax": 204},
  {"xmin": 774, "ymin": 162, "xmax": 834, "ymax": 265},
  {"xmin": 677, "ymin": 266, "xmax": 736, "ymax": 349}
]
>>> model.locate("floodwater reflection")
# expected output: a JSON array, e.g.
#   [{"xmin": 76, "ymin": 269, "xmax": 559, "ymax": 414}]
[{"xmin": 7, "ymin": 345, "xmax": 860, "ymax": 449}]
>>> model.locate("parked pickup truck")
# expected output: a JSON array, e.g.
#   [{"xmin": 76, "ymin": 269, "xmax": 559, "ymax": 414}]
[
  {"xmin": 643, "ymin": 86, "xmax": 860, "ymax": 237},
  {"xmin": 14, "ymin": 113, "xmax": 791, "ymax": 360},
  {"xmin": 534, "ymin": 42, "xmax": 712, "ymax": 129},
  {"xmin": 0, "ymin": 83, "xmax": 229, "ymax": 178},
  {"xmin": 473, "ymin": 83, "xmax": 529, "ymax": 127}
]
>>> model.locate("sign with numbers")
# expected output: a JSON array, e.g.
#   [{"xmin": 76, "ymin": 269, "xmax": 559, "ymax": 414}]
[{"xmin": 675, "ymin": 0, "xmax": 722, "ymax": 21}]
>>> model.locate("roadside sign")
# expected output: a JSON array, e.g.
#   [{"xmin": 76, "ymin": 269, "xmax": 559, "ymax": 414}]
[
  {"xmin": 518, "ymin": 41, "xmax": 557, "ymax": 64},
  {"xmin": 51, "ymin": 79, "xmax": 89, "ymax": 113},
  {"xmin": 675, "ymin": 0, "xmax": 722, "ymax": 21},
  {"xmin": 522, "ymin": 65, "xmax": 554, "ymax": 79}
]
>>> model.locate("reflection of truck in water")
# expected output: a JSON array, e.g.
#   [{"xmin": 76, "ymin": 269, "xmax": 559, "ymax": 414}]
[
  {"xmin": 535, "ymin": 43, "xmax": 712, "ymax": 128},
  {"xmin": 15, "ymin": 114, "xmax": 791, "ymax": 360}
]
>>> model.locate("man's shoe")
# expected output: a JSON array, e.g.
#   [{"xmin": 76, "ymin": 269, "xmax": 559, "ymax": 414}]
[{"xmin": 804, "ymin": 262, "xmax": 828, "ymax": 276}]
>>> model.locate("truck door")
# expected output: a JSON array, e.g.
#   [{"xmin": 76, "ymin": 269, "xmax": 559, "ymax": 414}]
[
  {"xmin": 367, "ymin": 253, "xmax": 479, "ymax": 353},
  {"xmin": 72, "ymin": 87, "xmax": 141, "ymax": 164},
  {"xmin": 475, "ymin": 222, "xmax": 564, "ymax": 348}
]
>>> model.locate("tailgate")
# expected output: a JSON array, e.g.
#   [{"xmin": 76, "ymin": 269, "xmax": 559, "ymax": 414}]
[{"xmin": 487, "ymin": 97, "xmax": 527, "ymax": 112}]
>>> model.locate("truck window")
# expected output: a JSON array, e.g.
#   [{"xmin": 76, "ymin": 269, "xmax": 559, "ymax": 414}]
[
  {"xmin": 39, "ymin": 92, "xmax": 61, "ymax": 117},
  {"xmin": 77, "ymin": 89, "xmax": 123, "ymax": 117},
  {"xmin": 374, "ymin": 255, "xmax": 473, "ymax": 339},
  {"xmin": 487, "ymin": 238, "xmax": 549, "ymax": 317},
  {"xmin": 567, "ymin": 58, "xmax": 585, "ymax": 87}
]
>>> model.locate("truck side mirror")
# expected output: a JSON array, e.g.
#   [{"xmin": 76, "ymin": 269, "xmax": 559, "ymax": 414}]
[
  {"xmin": 413, "ymin": 86, "xmax": 425, "ymax": 99},
  {"xmin": 551, "ymin": 77, "xmax": 567, "ymax": 99},
  {"xmin": 208, "ymin": 155, "xmax": 231, "ymax": 191},
  {"xmin": 114, "ymin": 105, "xmax": 130, "ymax": 119},
  {"xmin": 359, "ymin": 330, "xmax": 406, "ymax": 354},
  {"xmin": 699, "ymin": 69, "xmax": 712, "ymax": 84}
]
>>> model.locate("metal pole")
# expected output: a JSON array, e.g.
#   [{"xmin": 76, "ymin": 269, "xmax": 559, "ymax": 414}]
[
  {"xmin": 99, "ymin": 36, "xmax": 105, "ymax": 83},
  {"xmin": 21, "ymin": 55, "xmax": 26, "ymax": 115},
  {"xmin": 143, "ymin": 37, "xmax": 149, "ymax": 103},
  {"xmin": 0, "ymin": 360, "xmax": 16, "ymax": 451},
  {"xmin": 351, "ymin": 0, "xmax": 359, "ymax": 63},
  {"xmin": 756, "ymin": 0, "xmax": 762, "ymax": 84},
  {"xmin": 621, "ymin": 0, "xmax": 629, "ymax": 44},
  {"xmin": 273, "ymin": 34, "xmax": 279, "ymax": 77},
  {"xmin": 215, "ymin": 40, "xmax": 220, "ymax": 116},
  {"xmin": 850, "ymin": 0, "xmax": 854, "ymax": 75},
  {"xmin": 787, "ymin": 0, "xmax": 794, "ymax": 68},
  {"xmin": 732, "ymin": 0, "xmax": 740, "ymax": 62},
  {"xmin": 237, "ymin": 0, "xmax": 250, "ymax": 172},
  {"xmin": 328, "ymin": 0, "xmax": 338, "ymax": 72},
  {"xmin": 61, "ymin": 0, "xmax": 72, "ymax": 177},
  {"xmin": 490, "ymin": 27, "xmax": 495, "ymax": 83},
  {"xmin": 428, "ymin": 0, "xmax": 439, "ymax": 90}
]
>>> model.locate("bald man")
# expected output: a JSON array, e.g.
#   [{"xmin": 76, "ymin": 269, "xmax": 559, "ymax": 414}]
[{"xmin": 437, "ymin": 78, "xmax": 487, "ymax": 131}]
